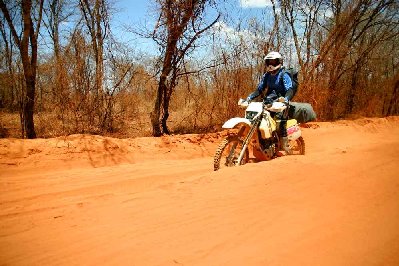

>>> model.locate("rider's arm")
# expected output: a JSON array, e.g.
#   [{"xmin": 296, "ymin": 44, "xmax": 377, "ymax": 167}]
[
  {"xmin": 246, "ymin": 73, "xmax": 268, "ymax": 102},
  {"xmin": 282, "ymin": 72, "xmax": 293, "ymax": 101}
]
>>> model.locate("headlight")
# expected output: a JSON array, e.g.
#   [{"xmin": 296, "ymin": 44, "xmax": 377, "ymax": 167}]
[{"xmin": 245, "ymin": 111, "xmax": 259, "ymax": 121}]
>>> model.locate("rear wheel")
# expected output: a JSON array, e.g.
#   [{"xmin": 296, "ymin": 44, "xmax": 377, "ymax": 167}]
[
  {"xmin": 289, "ymin": 136, "xmax": 305, "ymax": 155},
  {"xmin": 214, "ymin": 135, "xmax": 249, "ymax": 171}
]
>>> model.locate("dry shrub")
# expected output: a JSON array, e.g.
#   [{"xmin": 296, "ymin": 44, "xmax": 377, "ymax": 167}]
[
  {"xmin": 0, "ymin": 122, "xmax": 9, "ymax": 138},
  {"xmin": 0, "ymin": 112, "xmax": 20, "ymax": 138}
]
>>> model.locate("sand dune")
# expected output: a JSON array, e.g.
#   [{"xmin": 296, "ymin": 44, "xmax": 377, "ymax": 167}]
[{"xmin": 1, "ymin": 117, "xmax": 399, "ymax": 265}]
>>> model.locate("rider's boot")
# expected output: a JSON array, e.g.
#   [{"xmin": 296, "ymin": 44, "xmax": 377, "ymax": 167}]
[
  {"xmin": 277, "ymin": 137, "xmax": 292, "ymax": 156},
  {"xmin": 282, "ymin": 137, "xmax": 292, "ymax": 154},
  {"xmin": 277, "ymin": 118, "xmax": 292, "ymax": 156}
]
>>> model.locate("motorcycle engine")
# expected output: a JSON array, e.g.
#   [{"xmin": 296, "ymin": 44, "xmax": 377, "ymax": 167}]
[{"xmin": 259, "ymin": 137, "xmax": 276, "ymax": 159}]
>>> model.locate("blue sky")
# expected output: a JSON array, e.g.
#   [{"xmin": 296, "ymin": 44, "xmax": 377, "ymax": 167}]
[
  {"xmin": 111, "ymin": 0, "xmax": 275, "ymax": 55},
  {"xmin": 114, "ymin": 0, "xmax": 274, "ymax": 23},
  {"xmin": 113, "ymin": 0, "xmax": 149, "ymax": 27}
]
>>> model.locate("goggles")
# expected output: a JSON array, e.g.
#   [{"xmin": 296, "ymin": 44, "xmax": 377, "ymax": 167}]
[{"xmin": 265, "ymin": 59, "xmax": 280, "ymax": 67}]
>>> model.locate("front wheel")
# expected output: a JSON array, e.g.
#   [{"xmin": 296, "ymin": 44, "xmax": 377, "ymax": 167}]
[{"xmin": 214, "ymin": 135, "xmax": 249, "ymax": 171}]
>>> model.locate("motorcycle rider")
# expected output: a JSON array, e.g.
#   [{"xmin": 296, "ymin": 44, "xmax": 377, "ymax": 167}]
[{"xmin": 242, "ymin": 51, "xmax": 294, "ymax": 154}]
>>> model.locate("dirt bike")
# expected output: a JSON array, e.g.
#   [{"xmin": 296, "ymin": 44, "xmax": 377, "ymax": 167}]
[{"xmin": 213, "ymin": 99, "xmax": 305, "ymax": 171}]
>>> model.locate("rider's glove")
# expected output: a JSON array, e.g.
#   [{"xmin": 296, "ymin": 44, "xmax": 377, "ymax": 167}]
[
  {"xmin": 238, "ymin": 99, "xmax": 249, "ymax": 107},
  {"xmin": 278, "ymin": 96, "xmax": 286, "ymax": 103}
]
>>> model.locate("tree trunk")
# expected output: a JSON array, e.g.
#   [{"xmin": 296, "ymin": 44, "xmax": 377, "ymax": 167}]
[
  {"xmin": 24, "ymin": 76, "xmax": 36, "ymax": 138},
  {"xmin": 94, "ymin": 0, "xmax": 103, "ymax": 98},
  {"xmin": 151, "ymin": 76, "xmax": 166, "ymax": 136},
  {"xmin": 346, "ymin": 63, "xmax": 361, "ymax": 115},
  {"xmin": 161, "ymin": 88, "xmax": 171, "ymax": 135},
  {"xmin": 151, "ymin": 30, "xmax": 175, "ymax": 136}
]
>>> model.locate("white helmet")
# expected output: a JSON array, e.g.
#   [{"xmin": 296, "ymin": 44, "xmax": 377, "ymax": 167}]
[{"xmin": 264, "ymin": 51, "xmax": 283, "ymax": 72}]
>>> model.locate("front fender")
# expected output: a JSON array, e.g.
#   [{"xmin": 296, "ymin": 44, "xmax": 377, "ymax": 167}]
[{"xmin": 222, "ymin": 118, "xmax": 251, "ymax": 129}]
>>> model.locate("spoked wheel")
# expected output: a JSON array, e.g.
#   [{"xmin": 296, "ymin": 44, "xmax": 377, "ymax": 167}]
[
  {"xmin": 214, "ymin": 135, "xmax": 249, "ymax": 171},
  {"xmin": 289, "ymin": 136, "xmax": 305, "ymax": 155}
]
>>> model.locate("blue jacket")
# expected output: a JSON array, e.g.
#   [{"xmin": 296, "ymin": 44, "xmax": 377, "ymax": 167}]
[{"xmin": 247, "ymin": 68, "xmax": 293, "ymax": 103}]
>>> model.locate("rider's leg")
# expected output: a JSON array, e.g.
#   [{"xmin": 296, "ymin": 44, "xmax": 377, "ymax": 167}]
[
  {"xmin": 279, "ymin": 110, "xmax": 291, "ymax": 153},
  {"xmin": 280, "ymin": 121, "xmax": 290, "ymax": 151}
]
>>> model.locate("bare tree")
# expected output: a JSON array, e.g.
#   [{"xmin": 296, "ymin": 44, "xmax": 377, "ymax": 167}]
[
  {"xmin": 79, "ymin": 0, "xmax": 108, "ymax": 97},
  {"xmin": 79, "ymin": 0, "xmax": 118, "ymax": 132},
  {"xmin": 0, "ymin": 0, "xmax": 44, "ymax": 138},
  {"xmin": 149, "ymin": 0, "xmax": 220, "ymax": 136},
  {"xmin": 42, "ymin": 0, "xmax": 74, "ymax": 122},
  {"xmin": 280, "ymin": 0, "xmax": 323, "ymax": 82},
  {"xmin": 317, "ymin": 0, "xmax": 398, "ymax": 119},
  {"xmin": 44, "ymin": 0, "xmax": 68, "ymax": 60}
]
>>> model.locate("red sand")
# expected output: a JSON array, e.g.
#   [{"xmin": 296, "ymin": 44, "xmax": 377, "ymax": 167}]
[{"xmin": 1, "ymin": 117, "xmax": 399, "ymax": 265}]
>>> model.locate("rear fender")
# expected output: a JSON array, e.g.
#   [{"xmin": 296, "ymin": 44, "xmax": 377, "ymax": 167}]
[{"xmin": 287, "ymin": 124, "xmax": 302, "ymax": 140}]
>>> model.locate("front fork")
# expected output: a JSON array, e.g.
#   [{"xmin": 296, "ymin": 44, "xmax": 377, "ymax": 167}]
[{"xmin": 236, "ymin": 119, "xmax": 260, "ymax": 165}]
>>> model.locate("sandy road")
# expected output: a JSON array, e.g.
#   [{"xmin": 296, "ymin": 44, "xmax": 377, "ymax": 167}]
[{"xmin": 1, "ymin": 118, "xmax": 399, "ymax": 265}]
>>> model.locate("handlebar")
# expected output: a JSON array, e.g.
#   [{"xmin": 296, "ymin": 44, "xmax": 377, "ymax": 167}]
[{"xmin": 238, "ymin": 98, "xmax": 289, "ymax": 113}]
